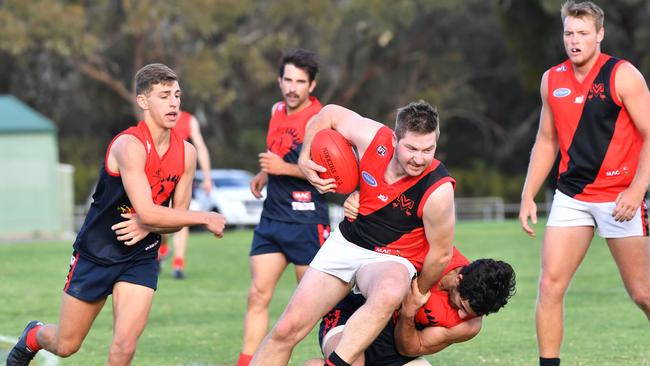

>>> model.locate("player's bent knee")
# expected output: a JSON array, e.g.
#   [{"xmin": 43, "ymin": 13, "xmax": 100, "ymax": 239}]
[
  {"xmin": 271, "ymin": 318, "xmax": 310, "ymax": 345},
  {"xmin": 538, "ymin": 276, "xmax": 569, "ymax": 298},
  {"xmin": 629, "ymin": 288, "xmax": 650, "ymax": 310},
  {"xmin": 369, "ymin": 286, "xmax": 407, "ymax": 312},
  {"xmin": 247, "ymin": 285, "xmax": 273, "ymax": 308},
  {"xmin": 110, "ymin": 339, "xmax": 137, "ymax": 359}
]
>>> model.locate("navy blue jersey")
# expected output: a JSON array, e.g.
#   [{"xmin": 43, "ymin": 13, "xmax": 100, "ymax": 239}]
[
  {"xmin": 74, "ymin": 121, "xmax": 185, "ymax": 265},
  {"xmin": 261, "ymin": 97, "xmax": 329, "ymax": 224}
]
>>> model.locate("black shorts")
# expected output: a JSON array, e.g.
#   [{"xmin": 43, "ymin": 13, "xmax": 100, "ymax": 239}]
[
  {"xmin": 318, "ymin": 293, "xmax": 416, "ymax": 366},
  {"xmin": 250, "ymin": 217, "xmax": 329, "ymax": 265},
  {"xmin": 64, "ymin": 251, "xmax": 158, "ymax": 302}
]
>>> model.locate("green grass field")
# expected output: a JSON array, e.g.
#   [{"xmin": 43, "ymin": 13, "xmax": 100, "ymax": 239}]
[{"xmin": 1, "ymin": 221, "xmax": 649, "ymax": 366}]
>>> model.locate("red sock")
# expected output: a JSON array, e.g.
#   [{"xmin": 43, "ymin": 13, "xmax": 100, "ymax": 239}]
[
  {"xmin": 157, "ymin": 243, "xmax": 169, "ymax": 260},
  {"xmin": 237, "ymin": 353, "xmax": 253, "ymax": 366},
  {"xmin": 173, "ymin": 257, "xmax": 185, "ymax": 270},
  {"xmin": 26, "ymin": 325, "xmax": 43, "ymax": 352}
]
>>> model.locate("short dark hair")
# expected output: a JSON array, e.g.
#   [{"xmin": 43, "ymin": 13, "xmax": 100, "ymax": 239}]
[
  {"xmin": 458, "ymin": 259, "xmax": 516, "ymax": 316},
  {"xmin": 394, "ymin": 101, "xmax": 439, "ymax": 140},
  {"xmin": 134, "ymin": 63, "xmax": 178, "ymax": 96},
  {"xmin": 278, "ymin": 48, "xmax": 319, "ymax": 82}
]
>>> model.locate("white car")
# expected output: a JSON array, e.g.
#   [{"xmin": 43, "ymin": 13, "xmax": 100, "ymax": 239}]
[{"xmin": 190, "ymin": 169, "xmax": 265, "ymax": 227}]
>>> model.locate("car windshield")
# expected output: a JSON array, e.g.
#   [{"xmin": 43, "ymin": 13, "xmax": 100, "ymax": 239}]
[{"xmin": 212, "ymin": 177, "xmax": 250, "ymax": 188}]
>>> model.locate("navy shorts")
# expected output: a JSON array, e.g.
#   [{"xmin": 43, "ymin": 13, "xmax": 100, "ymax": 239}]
[
  {"xmin": 64, "ymin": 251, "xmax": 158, "ymax": 302},
  {"xmin": 250, "ymin": 217, "xmax": 329, "ymax": 265},
  {"xmin": 319, "ymin": 293, "xmax": 416, "ymax": 366}
]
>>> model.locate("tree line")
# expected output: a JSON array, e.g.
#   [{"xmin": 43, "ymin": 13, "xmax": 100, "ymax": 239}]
[{"xmin": 1, "ymin": 0, "xmax": 649, "ymax": 203}]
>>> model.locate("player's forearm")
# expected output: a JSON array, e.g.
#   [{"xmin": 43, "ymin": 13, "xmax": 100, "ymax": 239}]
[
  {"xmin": 628, "ymin": 138, "xmax": 650, "ymax": 194},
  {"xmin": 196, "ymin": 147, "xmax": 212, "ymax": 181},
  {"xmin": 417, "ymin": 247, "xmax": 452, "ymax": 294},
  {"xmin": 137, "ymin": 204, "xmax": 209, "ymax": 228},
  {"xmin": 521, "ymin": 138, "xmax": 558, "ymax": 200},
  {"xmin": 280, "ymin": 162, "xmax": 307, "ymax": 179},
  {"xmin": 299, "ymin": 107, "xmax": 336, "ymax": 164},
  {"xmin": 144, "ymin": 225, "xmax": 183, "ymax": 234},
  {"xmin": 394, "ymin": 317, "xmax": 421, "ymax": 356}
]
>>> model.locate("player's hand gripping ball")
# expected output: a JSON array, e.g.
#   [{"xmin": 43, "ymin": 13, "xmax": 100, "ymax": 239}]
[{"xmin": 310, "ymin": 129, "xmax": 359, "ymax": 194}]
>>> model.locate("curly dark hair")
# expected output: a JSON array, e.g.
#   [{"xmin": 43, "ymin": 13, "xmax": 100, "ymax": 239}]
[{"xmin": 458, "ymin": 259, "xmax": 516, "ymax": 316}]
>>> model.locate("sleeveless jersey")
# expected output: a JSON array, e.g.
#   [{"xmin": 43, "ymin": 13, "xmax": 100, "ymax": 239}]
[
  {"xmin": 173, "ymin": 111, "xmax": 192, "ymax": 141},
  {"xmin": 262, "ymin": 96, "xmax": 329, "ymax": 224},
  {"xmin": 339, "ymin": 126, "xmax": 456, "ymax": 271},
  {"xmin": 414, "ymin": 247, "xmax": 471, "ymax": 328},
  {"xmin": 73, "ymin": 121, "xmax": 185, "ymax": 265},
  {"xmin": 548, "ymin": 53, "xmax": 642, "ymax": 202}
]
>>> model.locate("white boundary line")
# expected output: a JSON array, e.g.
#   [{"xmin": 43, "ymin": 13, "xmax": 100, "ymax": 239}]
[{"xmin": 0, "ymin": 335, "xmax": 59, "ymax": 366}]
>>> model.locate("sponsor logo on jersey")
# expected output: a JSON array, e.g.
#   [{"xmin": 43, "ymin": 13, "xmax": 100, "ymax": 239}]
[
  {"xmin": 70, "ymin": 255, "xmax": 76, "ymax": 266},
  {"xmin": 392, "ymin": 194, "xmax": 414, "ymax": 216},
  {"xmin": 556, "ymin": 64, "xmax": 567, "ymax": 72},
  {"xmin": 374, "ymin": 247, "xmax": 391, "ymax": 254},
  {"xmin": 553, "ymin": 88, "xmax": 571, "ymax": 98},
  {"xmin": 362, "ymin": 171, "xmax": 378, "ymax": 187},
  {"xmin": 145, "ymin": 238, "xmax": 159, "ymax": 251},
  {"xmin": 574, "ymin": 95, "xmax": 584, "ymax": 104},
  {"xmin": 292, "ymin": 201, "xmax": 316, "ymax": 211},
  {"xmin": 605, "ymin": 170, "xmax": 621, "ymax": 177},
  {"xmin": 376, "ymin": 145, "xmax": 387, "ymax": 157},
  {"xmin": 292, "ymin": 191, "xmax": 312, "ymax": 202},
  {"xmin": 588, "ymin": 83, "xmax": 606, "ymax": 101},
  {"xmin": 377, "ymin": 194, "xmax": 389, "ymax": 202}
]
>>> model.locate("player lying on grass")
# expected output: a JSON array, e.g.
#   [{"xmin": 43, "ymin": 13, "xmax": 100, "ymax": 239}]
[{"xmin": 304, "ymin": 192, "xmax": 516, "ymax": 366}]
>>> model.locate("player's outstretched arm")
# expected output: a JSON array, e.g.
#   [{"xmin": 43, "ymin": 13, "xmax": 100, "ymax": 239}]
[{"xmin": 109, "ymin": 135, "xmax": 225, "ymax": 236}]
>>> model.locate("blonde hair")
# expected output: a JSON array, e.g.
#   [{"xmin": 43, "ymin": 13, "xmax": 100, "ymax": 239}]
[{"xmin": 561, "ymin": 1, "xmax": 605, "ymax": 31}]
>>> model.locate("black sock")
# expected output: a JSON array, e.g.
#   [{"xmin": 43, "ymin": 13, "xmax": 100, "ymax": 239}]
[
  {"xmin": 324, "ymin": 351, "xmax": 351, "ymax": 366},
  {"xmin": 540, "ymin": 357, "xmax": 560, "ymax": 366}
]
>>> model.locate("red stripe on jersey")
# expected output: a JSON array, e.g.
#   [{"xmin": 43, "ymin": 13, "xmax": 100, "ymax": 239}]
[
  {"xmin": 64, "ymin": 252, "xmax": 80, "ymax": 292},
  {"xmin": 416, "ymin": 177, "xmax": 456, "ymax": 218}
]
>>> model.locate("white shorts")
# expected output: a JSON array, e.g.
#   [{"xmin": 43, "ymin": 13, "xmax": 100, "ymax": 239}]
[
  {"xmin": 310, "ymin": 228, "xmax": 417, "ymax": 291},
  {"xmin": 547, "ymin": 190, "xmax": 649, "ymax": 238}
]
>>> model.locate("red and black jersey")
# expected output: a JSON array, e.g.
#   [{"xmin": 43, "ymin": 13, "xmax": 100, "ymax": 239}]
[
  {"xmin": 548, "ymin": 53, "xmax": 642, "ymax": 202},
  {"xmin": 339, "ymin": 127, "xmax": 456, "ymax": 271},
  {"xmin": 414, "ymin": 247, "xmax": 471, "ymax": 328},
  {"xmin": 262, "ymin": 96, "xmax": 329, "ymax": 224},
  {"xmin": 172, "ymin": 111, "xmax": 192, "ymax": 141},
  {"xmin": 73, "ymin": 121, "xmax": 185, "ymax": 265}
]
